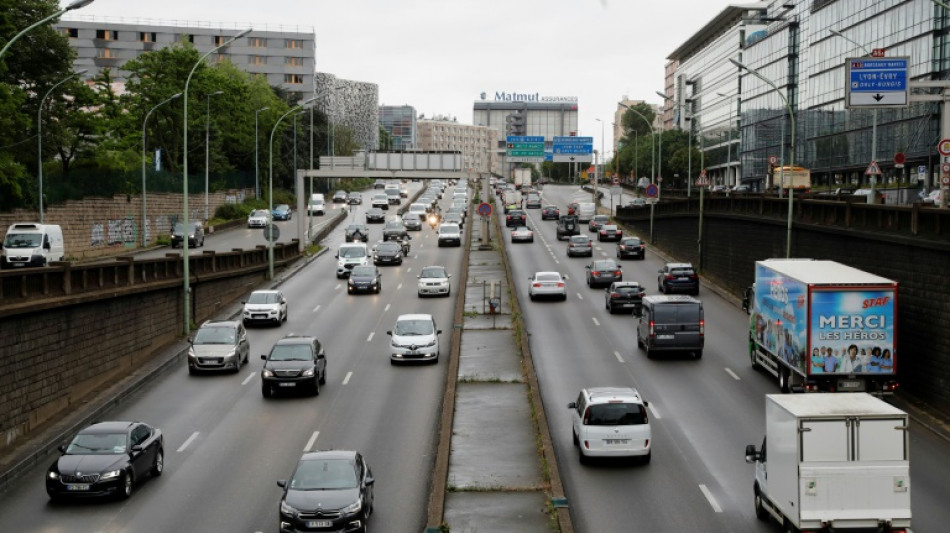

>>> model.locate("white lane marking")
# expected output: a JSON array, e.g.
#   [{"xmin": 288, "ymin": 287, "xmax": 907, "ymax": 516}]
[
  {"xmin": 406, "ymin": 267, "xmax": 412, "ymax": 273},
  {"xmin": 335, "ymin": 284, "xmax": 341, "ymax": 290},
  {"xmin": 601, "ymin": 251, "xmax": 608, "ymax": 257},
  {"xmin": 614, "ymin": 351, "xmax": 624, "ymax": 363},
  {"xmin": 312, "ymin": 304, "xmax": 321, "ymax": 313},
  {"xmin": 576, "ymin": 293, "xmax": 584, "ymax": 300},
  {"xmin": 397, "ymin": 283, "xmax": 403, "ymax": 290},
  {"xmin": 342, "ymin": 371, "xmax": 353, "ymax": 385},
  {"xmin": 241, "ymin": 373, "xmax": 255, "ymax": 385},
  {"xmin": 304, "ymin": 431, "xmax": 320, "ymax": 452},
  {"xmin": 177, "ymin": 432, "xmax": 199, "ymax": 453},
  {"xmin": 384, "ymin": 303, "xmax": 391, "ymax": 312},
  {"xmin": 724, "ymin": 367, "xmax": 741, "ymax": 381},
  {"xmin": 699, "ymin": 484, "xmax": 723, "ymax": 513},
  {"xmin": 647, "ymin": 403, "xmax": 661, "ymax": 420},
  {"xmin": 367, "ymin": 332, "xmax": 375, "ymax": 342},
  {"xmin": 592, "ymin": 317, "xmax": 600, "ymax": 326}
]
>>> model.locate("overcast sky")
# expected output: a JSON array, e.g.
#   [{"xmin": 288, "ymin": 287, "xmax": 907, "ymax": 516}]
[{"xmin": 63, "ymin": 0, "xmax": 748, "ymax": 155}]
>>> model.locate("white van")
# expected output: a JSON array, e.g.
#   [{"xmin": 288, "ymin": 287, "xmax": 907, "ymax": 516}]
[
  {"xmin": 2, "ymin": 223, "xmax": 65, "ymax": 268},
  {"xmin": 308, "ymin": 193, "xmax": 326, "ymax": 216},
  {"xmin": 336, "ymin": 242, "xmax": 368, "ymax": 278},
  {"xmin": 576, "ymin": 202, "xmax": 596, "ymax": 222},
  {"xmin": 568, "ymin": 386, "xmax": 652, "ymax": 464}
]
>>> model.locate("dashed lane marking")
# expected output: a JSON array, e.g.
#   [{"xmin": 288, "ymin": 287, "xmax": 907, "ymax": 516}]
[{"xmin": 177, "ymin": 432, "xmax": 199, "ymax": 453}]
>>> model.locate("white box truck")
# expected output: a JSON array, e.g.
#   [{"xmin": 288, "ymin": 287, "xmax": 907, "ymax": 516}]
[
  {"xmin": 741, "ymin": 259, "xmax": 899, "ymax": 394},
  {"xmin": 2, "ymin": 222, "xmax": 65, "ymax": 268},
  {"xmin": 513, "ymin": 168, "xmax": 532, "ymax": 190},
  {"xmin": 745, "ymin": 393, "xmax": 912, "ymax": 533}
]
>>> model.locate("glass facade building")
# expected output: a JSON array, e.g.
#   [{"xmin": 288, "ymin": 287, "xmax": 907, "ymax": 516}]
[{"xmin": 379, "ymin": 106, "xmax": 417, "ymax": 151}]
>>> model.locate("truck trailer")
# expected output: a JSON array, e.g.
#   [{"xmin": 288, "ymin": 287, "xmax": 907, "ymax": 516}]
[
  {"xmin": 741, "ymin": 259, "xmax": 899, "ymax": 394},
  {"xmin": 513, "ymin": 168, "xmax": 532, "ymax": 190},
  {"xmin": 745, "ymin": 393, "xmax": 912, "ymax": 533}
]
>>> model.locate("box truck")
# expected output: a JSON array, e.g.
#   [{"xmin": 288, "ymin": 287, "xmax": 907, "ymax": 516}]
[
  {"xmin": 741, "ymin": 259, "xmax": 899, "ymax": 394},
  {"xmin": 513, "ymin": 168, "xmax": 532, "ymax": 190},
  {"xmin": 745, "ymin": 393, "xmax": 912, "ymax": 533}
]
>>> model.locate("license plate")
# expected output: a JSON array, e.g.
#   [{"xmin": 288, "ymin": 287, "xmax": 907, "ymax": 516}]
[
  {"xmin": 66, "ymin": 484, "xmax": 90, "ymax": 491},
  {"xmin": 306, "ymin": 520, "xmax": 333, "ymax": 528},
  {"xmin": 604, "ymin": 439, "xmax": 630, "ymax": 445},
  {"xmin": 278, "ymin": 382, "xmax": 296, "ymax": 387},
  {"xmin": 253, "ymin": 314, "xmax": 266, "ymax": 319},
  {"xmin": 657, "ymin": 334, "xmax": 674, "ymax": 340},
  {"xmin": 838, "ymin": 379, "xmax": 864, "ymax": 390}
]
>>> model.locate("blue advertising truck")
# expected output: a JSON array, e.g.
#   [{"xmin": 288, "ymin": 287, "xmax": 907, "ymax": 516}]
[{"xmin": 741, "ymin": 259, "xmax": 899, "ymax": 394}]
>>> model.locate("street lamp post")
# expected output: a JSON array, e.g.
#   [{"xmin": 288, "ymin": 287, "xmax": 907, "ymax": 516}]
[
  {"xmin": 142, "ymin": 92, "xmax": 182, "ymax": 246},
  {"xmin": 596, "ymin": 118, "xmax": 606, "ymax": 203},
  {"xmin": 0, "ymin": 0, "xmax": 95, "ymax": 61},
  {"xmin": 37, "ymin": 69, "xmax": 86, "ymax": 222},
  {"xmin": 254, "ymin": 106, "xmax": 269, "ymax": 200},
  {"xmin": 204, "ymin": 90, "xmax": 223, "ymax": 222},
  {"xmin": 656, "ymin": 91, "xmax": 692, "ymax": 196},
  {"xmin": 716, "ymin": 92, "xmax": 738, "ymax": 188},
  {"xmin": 181, "ymin": 27, "xmax": 251, "ymax": 336},
  {"xmin": 730, "ymin": 57, "xmax": 796, "ymax": 258},
  {"xmin": 619, "ymin": 102, "xmax": 658, "ymax": 242}
]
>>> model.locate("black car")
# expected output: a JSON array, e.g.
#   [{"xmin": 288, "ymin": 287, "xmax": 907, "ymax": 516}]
[
  {"xmin": 658, "ymin": 262, "xmax": 700, "ymax": 295},
  {"xmin": 617, "ymin": 237, "xmax": 646, "ymax": 260},
  {"xmin": 586, "ymin": 259, "xmax": 623, "ymax": 288},
  {"xmin": 605, "ymin": 281, "xmax": 645, "ymax": 314},
  {"xmin": 345, "ymin": 224, "xmax": 370, "ymax": 243},
  {"xmin": 46, "ymin": 421, "xmax": 163, "ymax": 501},
  {"xmin": 557, "ymin": 215, "xmax": 580, "ymax": 240},
  {"xmin": 373, "ymin": 242, "xmax": 403, "ymax": 266},
  {"xmin": 382, "ymin": 220, "xmax": 408, "ymax": 242},
  {"xmin": 541, "ymin": 205, "xmax": 560, "ymax": 220},
  {"xmin": 261, "ymin": 334, "xmax": 327, "ymax": 397},
  {"xmin": 506, "ymin": 209, "xmax": 527, "ymax": 227},
  {"xmin": 277, "ymin": 450, "xmax": 374, "ymax": 533},
  {"xmin": 365, "ymin": 208, "xmax": 386, "ymax": 224},
  {"xmin": 348, "ymin": 265, "xmax": 383, "ymax": 293}
]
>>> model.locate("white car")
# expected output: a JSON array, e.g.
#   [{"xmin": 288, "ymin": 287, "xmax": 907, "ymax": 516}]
[
  {"xmin": 437, "ymin": 223, "xmax": 462, "ymax": 247},
  {"xmin": 528, "ymin": 271, "xmax": 567, "ymax": 301},
  {"xmin": 417, "ymin": 265, "xmax": 451, "ymax": 297},
  {"xmin": 387, "ymin": 313, "xmax": 442, "ymax": 364},
  {"xmin": 242, "ymin": 290, "xmax": 288, "ymax": 326},
  {"xmin": 247, "ymin": 209, "xmax": 270, "ymax": 228},
  {"xmin": 568, "ymin": 387, "xmax": 652, "ymax": 464},
  {"xmin": 511, "ymin": 226, "xmax": 534, "ymax": 243}
]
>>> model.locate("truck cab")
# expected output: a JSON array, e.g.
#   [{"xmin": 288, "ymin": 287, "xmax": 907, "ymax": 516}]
[{"xmin": 2, "ymin": 223, "xmax": 65, "ymax": 268}]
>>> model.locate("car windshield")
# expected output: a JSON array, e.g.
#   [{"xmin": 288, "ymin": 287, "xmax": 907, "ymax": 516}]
[
  {"xmin": 346, "ymin": 225, "xmax": 365, "ymax": 233},
  {"xmin": 251, "ymin": 210, "xmax": 267, "ymax": 217},
  {"xmin": 340, "ymin": 247, "xmax": 366, "ymax": 258},
  {"xmin": 247, "ymin": 292, "xmax": 280, "ymax": 304},
  {"xmin": 652, "ymin": 303, "xmax": 701, "ymax": 322},
  {"xmin": 614, "ymin": 285, "xmax": 640, "ymax": 294},
  {"xmin": 193, "ymin": 326, "xmax": 236, "ymax": 344},
  {"xmin": 394, "ymin": 319, "xmax": 434, "ymax": 336},
  {"xmin": 586, "ymin": 403, "xmax": 647, "ymax": 426},
  {"xmin": 3, "ymin": 232, "xmax": 41, "ymax": 248},
  {"xmin": 570, "ymin": 236, "xmax": 588, "ymax": 243},
  {"xmin": 351, "ymin": 266, "xmax": 376, "ymax": 277},
  {"xmin": 420, "ymin": 267, "xmax": 446, "ymax": 279},
  {"xmin": 670, "ymin": 268, "xmax": 695, "ymax": 276},
  {"xmin": 385, "ymin": 222, "xmax": 403, "ymax": 229},
  {"xmin": 622, "ymin": 238, "xmax": 641, "ymax": 245},
  {"xmin": 275, "ymin": 205, "xmax": 289, "ymax": 211},
  {"xmin": 290, "ymin": 458, "xmax": 358, "ymax": 490},
  {"xmin": 66, "ymin": 432, "xmax": 128, "ymax": 455},
  {"xmin": 593, "ymin": 216, "xmax": 609, "ymax": 223},
  {"xmin": 535, "ymin": 273, "xmax": 561, "ymax": 282},
  {"xmin": 268, "ymin": 344, "xmax": 313, "ymax": 361},
  {"xmin": 376, "ymin": 243, "xmax": 399, "ymax": 252}
]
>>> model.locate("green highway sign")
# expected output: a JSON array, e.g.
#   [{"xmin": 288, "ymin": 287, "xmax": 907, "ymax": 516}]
[{"xmin": 506, "ymin": 142, "xmax": 544, "ymax": 159}]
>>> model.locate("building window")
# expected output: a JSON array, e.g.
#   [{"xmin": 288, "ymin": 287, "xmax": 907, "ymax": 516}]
[
  {"xmin": 95, "ymin": 29, "xmax": 118, "ymax": 41},
  {"xmin": 249, "ymin": 37, "xmax": 266, "ymax": 48},
  {"xmin": 96, "ymin": 48, "xmax": 116, "ymax": 59},
  {"xmin": 139, "ymin": 31, "xmax": 157, "ymax": 43},
  {"xmin": 285, "ymin": 56, "xmax": 303, "ymax": 67},
  {"xmin": 285, "ymin": 39, "xmax": 303, "ymax": 49},
  {"xmin": 284, "ymin": 74, "xmax": 304, "ymax": 84},
  {"xmin": 249, "ymin": 55, "xmax": 266, "ymax": 66},
  {"xmin": 215, "ymin": 35, "xmax": 224, "ymax": 46},
  {"xmin": 177, "ymin": 34, "xmax": 194, "ymax": 43},
  {"xmin": 63, "ymin": 28, "xmax": 78, "ymax": 38}
]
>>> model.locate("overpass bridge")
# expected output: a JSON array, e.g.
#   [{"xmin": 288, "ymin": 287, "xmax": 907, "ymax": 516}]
[{"xmin": 298, "ymin": 151, "xmax": 484, "ymax": 181}]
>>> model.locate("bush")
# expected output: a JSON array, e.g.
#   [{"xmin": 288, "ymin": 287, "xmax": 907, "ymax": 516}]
[{"xmin": 214, "ymin": 203, "xmax": 252, "ymax": 221}]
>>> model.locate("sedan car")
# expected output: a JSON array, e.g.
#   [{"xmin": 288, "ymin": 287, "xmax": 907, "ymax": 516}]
[
  {"xmin": 332, "ymin": 190, "xmax": 348, "ymax": 203},
  {"xmin": 588, "ymin": 214, "xmax": 610, "ymax": 232},
  {"xmin": 347, "ymin": 191, "xmax": 363, "ymax": 204},
  {"xmin": 617, "ymin": 237, "xmax": 646, "ymax": 260},
  {"xmin": 525, "ymin": 194, "xmax": 542, "ymax": 209},
  {"xmin": 541, "ymin": 205, "xmax": 560, "ymax": 220},
  {"xmin": 277, "ymin": 450, "xmax": 374, "ymax": 533},
  {"xmin": 272, "ymin": 204, "xmax": 292, "ymax": 221},
  {"xmin": 511, "ymin": 226, "xmax": 534, "ymax": 243},
  {"xmin": 365, "ymin": 208, "xmax": 386, "ymax": 224},
  {"xmin": 242, "ymin": 289, "xmax": 288, "ymax": 326},
  {"xmin": 605, "ymin": 281, "xmax": 645, "ymax": 314},
  {"xmin": 586, "ymin": 259, "xmax": 623, "ymax": 288},
  {"xmin": 187, "ymin": 320, "xmax": 250, "ymax": 374},
  {"xmin": 260, "ymin": 334, "xmax": 327, "ymax": 397},
  {"xmin": 247, "ymin": 209, "xmax": 270, "ymax": 228},
  {"xmin": 528, "ymin": 271, "xmax": 567, "ymax": 301},
  {"xmin": 47, "ymin": 421, "xmax": 163, "ymax": 501},
  {"xmin": 417, "ymin": 265, "xmax": 451, "ymax": 297},
  {"xmin": 372, "ymin": 241, "xmax": 403, "ymax": 266},
  {"xmin": 402, "ymin": 213, "xmax": 422, "ymax": 231},
  {"xmin": 348, "ymin": 265, "xmax": 383, "ymax": 294},
  {"xmin": 567, "ymin": 235, "xmax": 593, "ymax": 257},
  {"xmin": 344, "ymin": 224, "xmax": 370, "ymax": 243},
  {"xmin": 598, "ymin": 224, "xmax": 622, "ymax": 242},
  {"xmin": 658, "ymin": 262, "xmax": 700, "ymax": 295},
  {"xmin": 506, "ymin": 209, "xmax": 527, "ymax": 227}
]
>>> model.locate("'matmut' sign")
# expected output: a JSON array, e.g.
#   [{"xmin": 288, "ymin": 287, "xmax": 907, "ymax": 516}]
[{"xmin": 481, "ymin": 91, "xmax": 578, "ymax": 103}]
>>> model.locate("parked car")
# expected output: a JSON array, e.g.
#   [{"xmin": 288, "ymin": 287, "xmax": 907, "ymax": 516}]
[
  {"xmin": 46, "ymin": 421, "xmax": 164, "ymax": 501},
  {"xmin": 365, "ymin": 208, "xmax": 386, "ymax": 224},
  {"xmin": 598, "ymin": 224, "xmax": 622, "ymax": 242},
  {"xmin": 567, "ymin": 235, "xmax": 593, "ymax": 257},
  {"xmin": 187, "ymin": 320, "xmax": 250, "ymax": 374},
  {"xmin": 605, "ymin": 281, "xmax": 645, "ymax": 314},
  {"xmin": 617, "ymin": 237, "xmax": 646, "ymax": 260},
  {"xmin": 556, "ymin": 215, "xmax": 580, "ymax": 240},
  {"xmin": 242, "ymin": 289, "xmax": 288, "ymax": 326},
  {"xmin": 171, "ymin": 220, "xmax": 204, "ymax": 248},
  {"xmin": 272, "ymin": 204, "xmax": 292, "ymax": 221},
  {"xmin": 348, "ymin": 265, "xmax": 383, "ymax": 293},
  {"xmin": 372, "ymin": 241, "xmax": 403, "ymax": 266},
  {"xmin": 347, "ymin": 191, "xmax": 363, "ymax": 204},
  {"xmin": 528, "ymin": 271, "xmax": 567, "ymax": 301},
  {"xmin": 388, "ymin": 313, "xmax": 441, "ymax": 364},
  {"xmin": 417, "ymin": 265, "xmax": 451, "ymax": 297},
  {"xmin": 588, "ymin": 214, "xmax": 610, "ymax": 232},
  {"xmin": 586, "ymin": 259, "xmax": 623, "ymax": 288},
  {"xmin": 506, "ymin": 209, "xmax": 527, "ymax": 227},
  {"xmin": 511, "ymin": 226, "xmax": 534, "ymax": 243},
  {"xmin": 260, "ymin": 334, "xmax": 327, "ymax": 397},
  {"xmin": 247, "ymin": 209, "xmax": 270, "ymax": 228},
  {"xmin": 541, "ymin": 205, "xmax": 560, "ymax": 220},
  {"xmin": 658, "ymin": 262, "xmax": 699, "ymax": 295},
  {"xmin": 345, "ymin": 224, "xmax": 370, "ymax": 243},
  {"xmin": 568, "ymin": 387, "xmax": 651, "ymax": 464},
  {"xmin": 332, "ymin": 190, "xmax": 348, "ymax": 203},
  {"xmin": 276, "ymin": 451, "xmax": 374, "ymax": 533}
]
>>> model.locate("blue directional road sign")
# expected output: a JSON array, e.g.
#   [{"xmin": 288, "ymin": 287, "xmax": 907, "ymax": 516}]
[
  {"xmin": 552, "ymin": 136, "xmax": 593, "ymax": 162},
  {"xmin": 506, "ymin": 135, "xmax": 545, "ymax": 162},
  {"xmin": 845, "ymin": 57, "xmax": 908, "ymax": 108}
]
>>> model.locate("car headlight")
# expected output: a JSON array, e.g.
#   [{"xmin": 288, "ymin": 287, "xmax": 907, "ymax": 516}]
[
  {"xmin": 100, "ymin": 469, "xmax": 121, "ymax": 480},
  {"xmin": 48, "ymin": 470, "xmax": 59, "ymax": 480},
  {"xmin": 302, "ymin": 367, "xmax": 315, "ymax": 377},
  {"xmin": 280, "ymin": 499, "xmax": 298, "ymax": 517},
  {"xmin": 341, "ymin": 499, "xmax": 362, "ymax": 515},
  {"xmin": 225, "ymin": 350, "xmax": 237, "ymax": 361},
  {"xmin": 348, "ymin": 278, "xmax": 355, "ymax": 285},
  {"xmin": 262, "ymin": 369, "xmax": 274, "ymax": 378},
  {"xmin": 424, "ymin": 339, "xmax": 437, "ymax": 347},
  {"xmin": 187, "ymin": 348, "xmax": 196, "ymax": 358}
]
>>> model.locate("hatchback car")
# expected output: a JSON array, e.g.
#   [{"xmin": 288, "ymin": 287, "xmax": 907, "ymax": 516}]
[
  {"xmin": 617, "ymin": 237, "xmax": 645, "ymax": 260},
  {"xmin": 187, "ymin": 320, "xmax": 250, "ymax": 374},
  {"xmin": 568, "ymin": 387, "xmax": 651, "ymax": 464},
  {"xmin": 171, "ymin": 220, "xmax": 204, "ymax": 248},
  {"xmin": 525, "ymin": 194, "xmax": 542, "ymax": 209},
  {"xmin": 417, "ymin": 265, "xmax": 451, "ymax": 297},
  {"xmin": 332, "ymin": 190, "xmax": 348, "ymax": 203},
  {"xmin": 344, "ymin": 224, "xmax": 370, "ymax": 243},
  {"xmin": 277, "ymin": 450, "xmax": 374, "ymax": 533},
  {"xmin": 348, "ymin": 265, "xmax": 383, "ymax": 293},
  {"xmin": 402, "ymin": 213, "xmax": 422, "ymax": 231},
  {"xmin": 567, "ymin": 235, "xmax": 593, "ymax": 257},
  {"xmin": 528, "ymin": 271, "xmax": 568, "ymax": 301},
  {"xmin": 605, "ymin": 281, "xmax": 645, "ymax": 315},
  {"xmin": 242, "ymin": 289, "xmax": 288, "ymax": 326},
  {"xmin": 46, "ymin": 421, "xmax": 164, "ymax": 501},
  {"xmin": 541, "ymin": 205, "xmax": 560, "ymax": 220},
  {"xmin": 261, "ymin": 334, "xmax": 327, "ymax": 397},
  {"xmin": 372, "ymin": 241, "xmax": 403, "ymax": 266},
  {"xmin": 586, "ymin": 259, "xmax": 623, "ymax": 288},
  {"xmin": 388, "ymin": 314, "xmax": 442, "ymax": 364},
  {"xmin": 506, "ymin": 210, "xmax": 527, "ymax": 227},
  {"xmin": 365, "ymin": 208, "xmax": 386, "ymax": 224},
  {"xmin": 347, "ymin": 191, "xmax": 363, "ymax": 204},
  {"xmin": 247, "ymin": 209, "xmax": 270, "ymax": 228},
  {"xmin": 658, "ymin": 262, "xmax": 699, "ymax": 295},
  {"xmin": 598, "ymin": 224, "xmax": 622, "ymax": 242},
  {"xmin": 272, "ymin": 204, "xmax": 292, "ymax": 221},
  {"xmin": 588, "ymin": 214, "xmax": 610, "ymax": 232},
  {"xmin": 511, "ymin": 226, "xmax": 534, "ymax": 243}
]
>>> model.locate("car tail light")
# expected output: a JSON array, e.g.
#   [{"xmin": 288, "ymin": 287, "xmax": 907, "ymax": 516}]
[
  {"xmin": 690, "ymin": 274, "xmax": 698, "ymax": 280},
  {"xmin": 884, "ymin": 381, "xmax": 900, "ymax": 392},
  {"xmin": 592, "ymin": 271, "xmax": 600, "ymax": 276},
  {"xmin": 665, "ymin": 274, "xmax": 675, "ymax": 280},
  {"xmin": 583, "ymin": 407, "xmax": 591, "ymax": 425},
  {"xmin": 610, "ymin": 293, "xmax": 620, "ymax": 299},
  {"xmin": 644, "ymin": 438, "xmax": 650, "ymax": 446},
  {"xmin": 600, "ymin": 230, "xmax": 606, "ymax": 235},
  {"xmin": 587, "ymin": 242, "xmax": 592, "ymax": 247},
  {"xmin": 506, "ymin": 215, "xmax": 511, "ymax": 220},
  {"xmin": 533, "ymin": 283, "xmax": 542, "ymax": 288},
  {"xmin": 614, "ymin": 271, "xmax": 621, "ymax": 276},
  {"xmin": 649, "ymin": 321, "xmax": 655, "ymax": 337},
  {"xmin": 557, "ymin": 282, "xmax": 565, "ymax": 288},
  {"xmin": 699, "ymin": 319, "xmax": 705, "ymax": 336}
]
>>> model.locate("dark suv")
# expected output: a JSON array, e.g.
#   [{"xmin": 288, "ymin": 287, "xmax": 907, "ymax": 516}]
[
  {"xmin": 556, "ymin": 215, "xmax": 580, "ymax": 240},
  {"xmin": 658, "ymin": 262, "xmax": 699, "ymax": 295},
  {"xmin": 260, "ymin": 335, "xmax": 327, "ymax": 397}
]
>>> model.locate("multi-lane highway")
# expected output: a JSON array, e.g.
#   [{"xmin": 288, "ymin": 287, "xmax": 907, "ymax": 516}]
[
  {"xmin": 0, "ymin": 183, "xmax": 462, "ymax": 532},
  {"xmin": 506, "ymin": 184, "xmax": 950, "ymax": 533}
]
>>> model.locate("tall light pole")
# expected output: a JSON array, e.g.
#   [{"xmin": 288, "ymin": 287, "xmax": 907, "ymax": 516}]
[
  {"xmin": 656, "ymin": 91, "xmax": 693, "ymax": 195},
  {"xmin": 0, "ymin": 0, "xmax": 95, "ymax": 61},
  {"xmin": 254, "ymin": 106, "xmax": 269, "ymax": 200},
  {"xmin": 618, "ymin": 102, "xmax": 655, "ymax": 185},
  {"xmin": 142, "ymin": 92, "xmax": 182, "ymax": 247},
  {"xmin": 717, "ymin": 92, "xmax": 738, "ymax": 188},
  {"xmin": 268, "ymin": 97, "xmax": 318, "ymax": 279},
  {"xmin": 181, "ymin": 27, "xmax": 251, "ymax": 336},
  {"xmin": 730, "ymin": 57, "xmax": 796, "ymax": 258},
  {"xmin": 204, "ymin": 90, "xmax": 223, "ymax": 221},
  {"xmin": 37, "ymin": 69, "xmax": 86, "ymax": 222},
  {"xmin": 596, "ymin": 118, "xmax": 605, "ymax": 203}
]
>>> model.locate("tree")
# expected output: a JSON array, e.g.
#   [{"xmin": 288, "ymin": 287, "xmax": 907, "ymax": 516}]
[{"xmin": 620, "ymin": 103, "xmax": 656, "ymax": 143}]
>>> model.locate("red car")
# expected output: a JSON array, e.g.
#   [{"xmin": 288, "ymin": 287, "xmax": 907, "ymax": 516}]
[{"xmin": 567, "ymin": 202, "xmax": 579, "ymax": 216}]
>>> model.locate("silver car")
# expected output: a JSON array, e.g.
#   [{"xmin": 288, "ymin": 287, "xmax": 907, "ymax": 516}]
[
  {"xmin": 187, "ymin": 320, "xmax": 250, "ymax": 374},
  {"xmin": 511, "ymin": 226, "xmax": 534, "ymax": 243},
  {"xmin": 242, "ymin": 290, "xmax": 288, "ymax": 326},
  {"xmin": 417, "ymin": 265, "xmax": 451, "ymax": 297},
  {"xmin": 388, "ymin": 314, "xmax": 442, "ymax": 364},
  {"xmin": 247, "ymin": 209, "xmax": 270, "ymax": 228},
  {"xmin": 528, "ymin": 271, "xmax": 567, "ymax": 301}
]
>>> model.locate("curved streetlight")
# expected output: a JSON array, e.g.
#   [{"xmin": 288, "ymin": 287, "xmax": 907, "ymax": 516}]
[
  {"xmin": 730, "ymin": 57, "xmax": 795, "ymax": 258},
  {"xmin": 0, "ymin": 0, "xmax": 95, "ymax": 61},
  {"xmin": 142, "ymin": 92, "xmax": 182, "ymax": 246},
  {"xmin": 205, "ymin": 90, "xmax": 224, "ymax": 221},
  {"xmin": 38, "ymin": 69, "xmax": 86, "ymax": 222},
  {"xmin": 181, "ymin": 27, "xmax": 251, "ymax": 336},
  {"xmin": 656, "ymin": 91, "xmax": 694, "ymax": 196},
  {"xmin": 618, "ymin": 101, "xmax": 659, "ymax": 243},
  {"xmin": 268, "ymin": 96, "xmax": 318, "ymax": 279},
  {"xmin": 254, "ymin": 106, "xmax": 270, "ymax": 199}
]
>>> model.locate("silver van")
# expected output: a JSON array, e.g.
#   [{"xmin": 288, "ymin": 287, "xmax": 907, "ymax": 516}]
[
  {"xmin": 576, "ymin": 202, "xmax": 596, "ymax": 222},
  {"xmin": 636, "ymin": 295, "xmax": 704, "ymax": 359}
]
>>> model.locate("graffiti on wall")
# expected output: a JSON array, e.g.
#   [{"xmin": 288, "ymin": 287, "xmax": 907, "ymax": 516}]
[{"xmin": 90, "ymin": 217, "xmax": 137, "ymax": 248}]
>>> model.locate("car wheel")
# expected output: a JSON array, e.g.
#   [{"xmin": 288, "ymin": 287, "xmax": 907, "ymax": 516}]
[
  {"xmin": 529, "ymin": 293, "xmax": 535, "ymax": 301},
  {"xmin": 754, "ymin": 487, "xmax": 769, "ymax": 521},
  {"xmin": 152, "ymin": 448, "xmax": 164, "ymax": 476},
  {"xmin": 779, "ymin": 367, "xmax": 790, "ymax": 393},
  {"xmin": 312, "ymin": 378, "xmax": 320, "ymax": 396},
  {"xmin": 637, "ymin": 334, "xmax": 644, "ymax": 349},
  {"xmin": 578, "ymin": 446, "xmax": 589, "ymax": 465},
  {"xmin": 572, "ymin": 430, "xmax": 579, "ymax": 446},
  {"xmin": 118, "ymin": 471, "xmax": 133, "ymax": 500},
  {"xmin": 319, "ymin": 367, "xmax": 327, "ymax": 385},
  {"xmin": 645, "ymin": 346, "xmax": 653, "ymax": 359},
  {"xmin": 188, "ymin": 366, "xmax": 196, "ymax": 375},
  {"xmin": 694, "ymin": 350, "xmax": 703, "ymax": 360}
]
